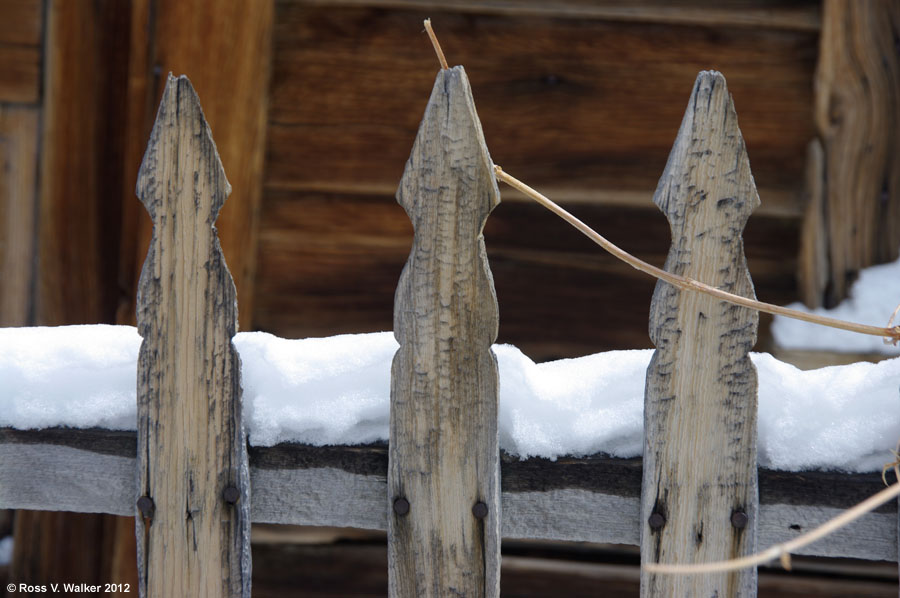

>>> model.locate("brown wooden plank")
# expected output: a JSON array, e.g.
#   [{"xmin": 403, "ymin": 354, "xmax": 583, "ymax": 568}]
[
  {"xmin": 0, "ymin": 106, "xmax": 38, "ymax": 326},
  {"xmin": 388, "ymin": 65, "xmax": 501, "ymax": 598},
  {"xmin": 0, "ymin": 0, "xmax": 41, "ymax": 45},
  {"xmin": 10, "ymin": 511, "xmax": 120, "ymax": 591},
  {"xmin": 35, "ymin": 0, "xmax": 137, "ymax": 326},
  {"xmin": 136, "ymin": 74, "xmax": 250, "ymax": 598},
  {"xmin": 641, "ymin": 71, "xmax": 760, "ymax": 596},
  {"xmin": 0, "ymin": 0, "xmax": 42, "ymax": 104},
  {"xmin": 0, "ymin": 45, "xmax": 41, "ymax": 105},
  {"xmin": 798, "ymin": 139, "xmax": 827, "ymax": 308},
  {"xmin": 813, "ymin": 0, "xmax": 900, "ymax": 302},
  {"xmin": 253, "ymin": 189, "xmax": 797, "ymax": 360},
  {"xmin": 267, "ymin": 5, "xmax": 817, "ymax": 217},
  {"xmin": 291, "ymin": 0, "xmax": 821, "ymax": 31}
]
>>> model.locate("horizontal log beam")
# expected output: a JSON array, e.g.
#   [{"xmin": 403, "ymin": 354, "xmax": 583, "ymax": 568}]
[
  {"xmin": 1, "ymin": 427, "xmax": 894, "ymax": 562},
  {"xmin": 285, "ymin": 0, "xmax": 821, "ymax": 32}
]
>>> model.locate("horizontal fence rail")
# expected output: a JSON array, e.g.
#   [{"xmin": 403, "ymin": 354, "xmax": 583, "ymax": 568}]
[{"xmin": 0, "ymin": 427, "xmax": 895, "ymax": 564}]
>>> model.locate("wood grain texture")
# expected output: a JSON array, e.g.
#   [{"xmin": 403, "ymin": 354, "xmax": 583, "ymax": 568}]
[
  {"xmin": 0, "ymin": 106, "xmax": 38, "ymax": 326},
  {"xmin": 267, "ymin": 5, "xmax": 816, "ymax": 215},
  {"xmin": 290, "ymin": 0, "xmax": 821, "ymax": 31},
  {"xmin": 2, "ymin": 430, "xmax": 896, "ymax": 563},
  {"xmin": 813, "ymin": 0, "xmax": 900, "ymax": 302},
  {"xmin": 641, "ymin": 71, "xmax": 760, "ymax": 597},
  {"xmin": 136, "ymin": 75, "xmax": 250, "ymax": 598},
  {"xmin": 797, "ymin": 139, "xmax": 827, "ymax": 309},
  {"xmin": 0, "ymin": 0, "xmax": 41, "ymax": 104},
  {"xmin": 388, "ymin": 66, "xmax": 501, "ymax": 598},
  {"xmin": 36, "ymin": 0, "xmax": 136, "ymax": 327}
]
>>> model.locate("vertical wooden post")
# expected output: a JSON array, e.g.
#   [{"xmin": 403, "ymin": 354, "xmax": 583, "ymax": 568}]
[
  {"xmin": 641, "ymin": 71, "xmax": 760, "ymax": 597},
  {"xmin": 810, "ymin": 0, "xmax": 900, "ymax": 303},
  {"xmin": 389, "ymin": 65, "xmax": 501, "ymax": 598},
  {"xmin": 136, "ymin": 75, "xmax": 250, "ymax": 598},
  {"xmin": 798, "ymin": 139, "xmax": 827, "ymax": 309}
]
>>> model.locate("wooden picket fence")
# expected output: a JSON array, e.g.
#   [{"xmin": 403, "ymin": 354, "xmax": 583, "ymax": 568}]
[{"xmin": 0, "ymin": 70, "xmax": 896, "ymax": 597}]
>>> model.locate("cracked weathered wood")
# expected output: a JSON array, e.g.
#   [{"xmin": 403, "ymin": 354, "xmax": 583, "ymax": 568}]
[
  {"xmin": 641, "ymin": 71, "xmax": 760, "ymax": 598},
  {"xmin": 388, "ymin": 66, "xmax": 501, "ymax": 598},
  {"xmin": 135, "ymin": 74, "xmax": 250, "ymax": 598}
]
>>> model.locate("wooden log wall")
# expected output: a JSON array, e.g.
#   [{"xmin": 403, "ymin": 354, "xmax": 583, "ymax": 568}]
[{"xmin": 256, "ymin": 1, "xmax": 817, "ymax": 360}]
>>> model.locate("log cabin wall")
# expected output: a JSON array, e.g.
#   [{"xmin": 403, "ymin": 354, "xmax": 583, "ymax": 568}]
[
  {"xmin": 1, "ymin": 0, "xmax": 898, "ymax": 595},
  {"xmin": 258, "ymin": 1, "xmax": 819, "ymax": 360}
]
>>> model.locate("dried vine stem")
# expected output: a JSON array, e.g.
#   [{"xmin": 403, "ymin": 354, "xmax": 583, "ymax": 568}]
[
  {"xmin": 424, "ymin": 19, "xmax": 449, "ymax": 70},
  {"xmin": 643, "ymin": 479, "xmax": 900, "ymax": 574},
  {"xmin": 493, "ymin": 166, "xmax": 900, "ymax": 343}
]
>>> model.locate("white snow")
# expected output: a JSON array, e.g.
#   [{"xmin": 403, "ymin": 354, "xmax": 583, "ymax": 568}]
[
  {"xmin": 0, "ymin": 325, "xmax": 140, "ymax": 431},
  {"xmin": 772, "ymin": 254, "xmax": 900, "ymax": 355},
  {"xmin": 1, "ymin": 326, "xmax": 898, "ymax": 472}
]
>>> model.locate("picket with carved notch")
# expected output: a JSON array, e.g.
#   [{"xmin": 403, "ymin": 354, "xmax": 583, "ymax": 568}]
[
  {"xmin": 388, "ymin": 65, "xmax": 502, "ymax": 598},
  {"xmin": 135, "ymin": 74, "xmax": 251, "ymax": 598},
  {"xmin": 641, "ymin": 71, "xmax": 761, "ymax": 597}
]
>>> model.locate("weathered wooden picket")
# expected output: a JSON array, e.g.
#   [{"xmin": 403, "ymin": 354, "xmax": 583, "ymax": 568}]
[{"xmin": 0, "ymin": 69, "xmax": 896, "ymax": 598}]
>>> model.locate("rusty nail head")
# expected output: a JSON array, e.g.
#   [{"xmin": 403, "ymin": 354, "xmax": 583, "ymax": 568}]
[
  {"xmin": 223, "ymin": 485, "xmax": 240, "ymax": 504},
  {"xmin": 731, "ymin": 511, "xmax": 749, "ymax": 529},
  {"xmin": 137, "ymin": 496, "xmax": 155, "ymax": 519},
  {"xmin": 648, "ymin": 512, "xmax": 665, "ymax": 529},
  {"xmin": 393, "ymin": 497, "xmax": 410, "ymax": 516},
  {"xmin": 472, "ymin": 502, "xmax": 488, "ymax": 519}
]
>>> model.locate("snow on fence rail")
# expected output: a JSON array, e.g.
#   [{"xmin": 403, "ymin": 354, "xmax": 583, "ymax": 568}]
[{"xmin": 0, "ymin": 71, "xmax": 897, "ymax": 597}]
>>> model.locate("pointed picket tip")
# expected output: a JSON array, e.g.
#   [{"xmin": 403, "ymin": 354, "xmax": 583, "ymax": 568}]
[
  {"xmin": 396, "ymin": 65, "xmax": 500, "ymax": 218},
  {"xmin": 136, "ymin": 74, "xmax": 231, "ymax": 223},
  {"xmin": 653, "ymin": 70, "xmax": 760, "ymax": 227}
]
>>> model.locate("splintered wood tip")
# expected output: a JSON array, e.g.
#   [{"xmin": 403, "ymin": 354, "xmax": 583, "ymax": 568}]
[{"xmin": 424, "ymin": 19, "xmax": 449, "ymax": 70}]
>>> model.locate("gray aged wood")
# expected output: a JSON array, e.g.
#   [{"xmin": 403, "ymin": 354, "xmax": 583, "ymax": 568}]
[
  {"xmin": 389, "ymin": 65, "xmax": 501, "ymax": 598},
  {"xmin": 641, "ymin": 71, "xmax": 760, "ymax": 598},
  {"xmin": 1, "ymin": 430, "xmax": 896, "ymax": 562},
  {"xmin": 135, "ymin": 74, "xmax": 250, "ymax": 598}
]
